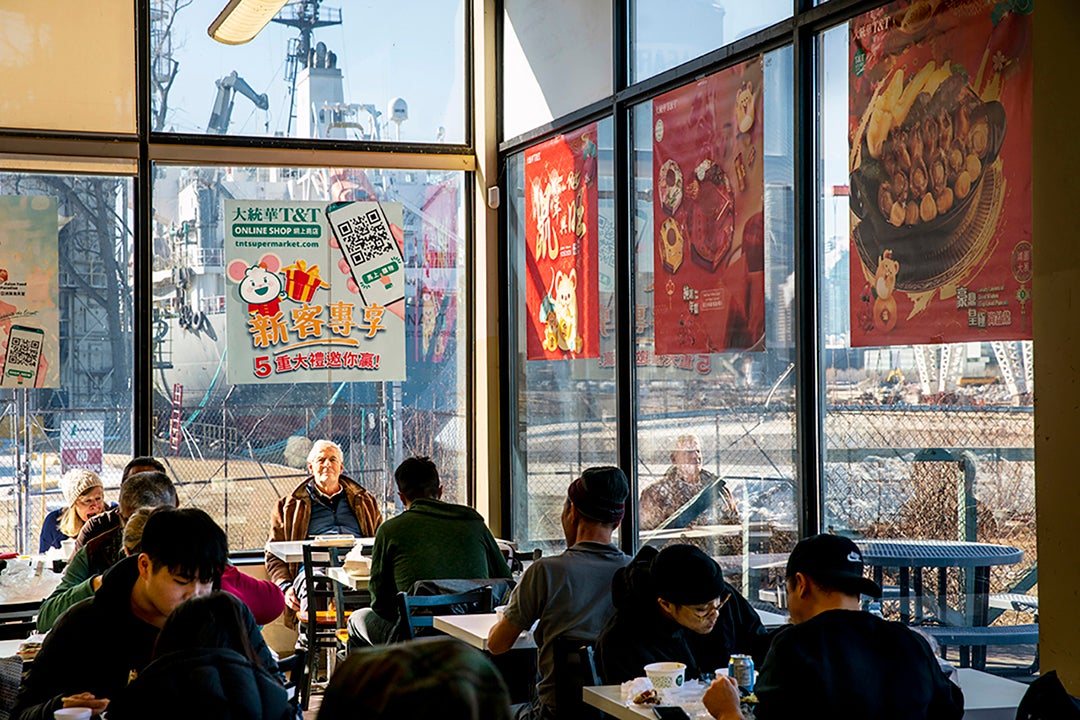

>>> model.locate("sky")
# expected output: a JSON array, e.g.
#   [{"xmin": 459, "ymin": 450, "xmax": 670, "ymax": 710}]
[{"xmin": 161, "ymin": 0, "xmax": 465, "ymax": 143}]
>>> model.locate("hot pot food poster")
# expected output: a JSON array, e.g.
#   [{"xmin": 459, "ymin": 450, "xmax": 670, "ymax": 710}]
[
  {"xmin": 652, "ymin": 57, "xmax": 766, "ymax": 356},
  {"xmin": 849, "ymin": 0, "xmax": 1032, "ymax": 347},
  {"xmin": 524, "ymin": 124, "xmax": 600, "ymax": 361}
]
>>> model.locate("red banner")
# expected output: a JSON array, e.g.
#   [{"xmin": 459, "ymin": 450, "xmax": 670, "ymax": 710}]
[
  {"xmin": 652, "ymin": 58, "xmax": 765, "ymax": 355},
  {"xmin": 415, "ymin": 180, "xmax": 458, "ymax": 364},
  {"xmin": 524, "ymin": 125, "xmax": 600, "ymax": 360},
  {"xmin": 849, "ymin": 0, "xmax": 1033, "ymax": 347}
]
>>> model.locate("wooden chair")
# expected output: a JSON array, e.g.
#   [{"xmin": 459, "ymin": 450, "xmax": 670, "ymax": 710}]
[
  {"xmin": 394, "ymin": 585, "xmax": 494, "ymax": 641},
  {"xmin": 298, "ymin": 545, "xmax": 350, "ymax": 709}
]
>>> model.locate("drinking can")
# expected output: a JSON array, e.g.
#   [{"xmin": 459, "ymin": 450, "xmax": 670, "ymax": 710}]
[{"xmin": 728, "ymin": 654, "xmax": 755, "ymax": 691}]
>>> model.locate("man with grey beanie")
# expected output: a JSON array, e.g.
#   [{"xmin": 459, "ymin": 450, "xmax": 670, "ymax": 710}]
[{"xmin": 488, "ymin": 466, "xmax": 631, "ymax": 720}]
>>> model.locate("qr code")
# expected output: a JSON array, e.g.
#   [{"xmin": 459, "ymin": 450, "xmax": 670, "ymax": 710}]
[
  {"xmin": 336, "ymin": 208, "xmax": 396, "ymax": 267},
  {"xmin": 8, "ymin": 335, "xmax": 40, "ymax": 367}
]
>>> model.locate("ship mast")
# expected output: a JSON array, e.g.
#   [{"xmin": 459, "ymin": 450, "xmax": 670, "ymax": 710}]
[{"xmin": 272, "ymin": 0, "xmax": 342, "ymax": 136}]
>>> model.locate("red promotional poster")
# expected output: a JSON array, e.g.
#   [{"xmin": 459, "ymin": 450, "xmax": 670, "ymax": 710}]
[
  {"xmin": 652, "ymin": 58, "xmax": 765, "ymax": 355},
  {"xmin": 415, "ymin": 180, "xmax": 458, "ymax": 364},
  {"xmin": 849, "ymin": 0, "xmax": 1033, "ymax": 347},
  {"xmin": 524, "ymin": 124, "xmax": 600, "ymax": 360}
]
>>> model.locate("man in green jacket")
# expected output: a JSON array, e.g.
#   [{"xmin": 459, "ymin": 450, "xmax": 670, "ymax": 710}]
[{"xmin": 348, "ymin": 456, "xmax": 512, "ymax": 648}]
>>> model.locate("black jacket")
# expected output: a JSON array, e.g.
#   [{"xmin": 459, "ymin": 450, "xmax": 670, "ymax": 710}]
[
  {"xmin": 754, "ymin": 609, "xmax": 963, "ymax": 720},
  {"xmin": 14, "ymin": 556, "xmax": 277, "ymax": 720},
  {"xmin": 106, "ymin": 648, "xmax": 292, "ymax": 720},
  {"xmin": 596, "ymin": 546, "xmax": 771, "ymax": 684}
]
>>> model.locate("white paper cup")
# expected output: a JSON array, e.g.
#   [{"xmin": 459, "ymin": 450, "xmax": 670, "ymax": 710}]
[
  {"xmin": 644, "ymin": 661, "xmax": 687, "ymax": 689},
  {"xmin": 54, "ymin": 709, "xmax": 92, "ymax": 720}
]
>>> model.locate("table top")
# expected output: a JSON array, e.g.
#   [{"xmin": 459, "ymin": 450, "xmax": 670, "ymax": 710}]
[
  {"xmin": 582, "ymin": 668, "xmax": 1026, "ymax": 720},
  {"xmin": 326, "ymin": 566, "xmax": 369, "ymax": 591},
  {"xmin": 265, "ymin": 537, "xmax": 374, "ymax": 563},
  {"xmin": 431, "ymin": 613, "xmax": 536, "ymax": 652},
  {"xmin": 858, "ymin": 539, "xmax": 1023, "ymax": 568}
]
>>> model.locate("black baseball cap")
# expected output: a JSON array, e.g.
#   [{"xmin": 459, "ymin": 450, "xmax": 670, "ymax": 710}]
[{"xmin": 785, "ymin": 534, "xmax": 882, "ymax": 598}]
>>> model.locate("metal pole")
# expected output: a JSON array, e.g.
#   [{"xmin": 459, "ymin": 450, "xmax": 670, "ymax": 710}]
[{"xmin": 18, "ymin": 389, "xmax": 31, "ymax": 554}]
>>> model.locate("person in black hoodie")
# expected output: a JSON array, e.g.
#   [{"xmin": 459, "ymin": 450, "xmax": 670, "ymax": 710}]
[
  {"xmin": 12, "ymin": 507, "xmax": 268, "ymax": 720},
  {"xmin": 106, "ymin": 592, "xmax": 290, "ymax": 720},
  {"xmin": 596, "ymin": 543, "xmax": 771, "ymax": 684}
]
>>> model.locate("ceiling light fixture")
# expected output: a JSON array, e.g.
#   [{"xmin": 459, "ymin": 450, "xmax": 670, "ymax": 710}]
[{"xmin": 207, "ymin": 0, "xmax": 289, "ymax": 45}]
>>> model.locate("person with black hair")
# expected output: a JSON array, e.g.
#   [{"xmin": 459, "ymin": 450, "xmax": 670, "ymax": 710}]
[
  {"xmin": 596, "ymin": 544, "xmax": 769, "ymax": 684},
  {"xmin": 106, "ymin": 592, "xmax": 290, "ymax": 720},
  {"xmin": 347, "ymin": 456, "xmax": 512, "ymax": 648},
  {"xmin": 37, "ymin": 471, "xmax": 179, "ymax": 631},
  {"xmin": 318, "ymin": 637, "xmax": 513, "ymax": 720},
  {"xmin": 488, "ymin": 466, "xmax": 631, "ymax": 720},
  {"xmin": 74, "ymin": 455, "xmax": 167, "ymax": 551},
  {"xmin": 702, "ymin": 534, "xmax": 963, "ymax": 720},
  {"xmin": 13, "ymin": 507, "xmax": 272, "ymax": 720}
]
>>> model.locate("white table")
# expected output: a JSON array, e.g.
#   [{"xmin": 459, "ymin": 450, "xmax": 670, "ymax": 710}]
[
  {"xmin": 326, "ymin": 566, "xmax": 370, "ymax": 591},
  {"xmin": 265, "ymin": 537, "xmax": 374, "ymax": 563},
  {"xmin": 432, "ymin": 613, "xmax": 536, "ymax": 652},
  {"xmin": 755, "ymin": 608, "xmax": 788, "ymax": 629},
  {"xmin": 0, "ymin": 639, "xmax": 24, "ymax": 658},
  {"xmin": 582, "ymin": 668, "xmax": 1027, "ymax": 720}
]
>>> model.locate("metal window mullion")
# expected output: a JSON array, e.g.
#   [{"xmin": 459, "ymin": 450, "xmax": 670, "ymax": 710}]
[{"xmin": 134, "ymin": 0, "xmax": 153, "ymax": 456}]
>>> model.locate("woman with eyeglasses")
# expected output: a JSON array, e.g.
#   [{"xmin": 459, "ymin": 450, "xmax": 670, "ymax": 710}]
[
  {"xmin": 596, "ymin": 543, "xmax": 772, "ymax": 684},
  {"xmin": 39, "ymin": 468, "xmax": 110, "ymax": 554}
]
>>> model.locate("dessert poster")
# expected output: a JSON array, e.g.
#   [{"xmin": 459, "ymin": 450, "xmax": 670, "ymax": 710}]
[
  {"xmin": 524, "ymin": 124, "xmax": 600, "ymax": 361},
  {"xmin": 849, "ymin": 0, "xmax": 1033, "ymax": 347},
  {"xmin": 0, "ymin": 195, "xmax": 59, "ymax": 388},
  {"xmin": 652, "ymin": 57, "xmax": 765, "ymax": 356},
  {"xmin": 224, "ymin": 199, "xmax": 405, "ymax": 384}
]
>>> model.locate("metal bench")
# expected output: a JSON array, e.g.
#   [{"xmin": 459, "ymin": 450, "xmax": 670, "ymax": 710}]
[
  {"xmin": 988, "ymin": 593, "xmax": 1038, "ymax": 615},
  {"xmin": 919, "ymin": 623, "xmax": 1039, "ymax": 673}
]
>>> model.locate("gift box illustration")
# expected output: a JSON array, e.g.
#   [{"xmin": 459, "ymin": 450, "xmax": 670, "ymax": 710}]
[{"xmin": 282, "ymin": 260, "xmax": 329, "ymax": 302}]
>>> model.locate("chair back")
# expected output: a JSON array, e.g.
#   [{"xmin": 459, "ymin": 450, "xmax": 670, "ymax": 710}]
[
  {"xmin": 276, "ymin": 648, "xmax": 306, "ymax": 714},
  {"xmin": 409, "ymin": 577, "xmax": 515, "ymax": 609},
  {"xmin": 0, "ymin": 601, "xmax": 38, "ymax": 641},
  {"xmin": 395, "ymin": 585, "xmax": 494, "ymax": 641},
  {"xmin": 552, "ymin": 636, "xmax": 601, "ymax": 720},
  {"xmin": 299, "ymin": 544, "xmax": 351, "ymax": 710}
]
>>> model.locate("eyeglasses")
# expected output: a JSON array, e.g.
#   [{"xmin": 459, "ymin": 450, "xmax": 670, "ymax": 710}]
[
  {"xmin": 76, "ymin": 493, "xmax": 104, "ymax": 508},
  {"xmin": 683, "ymin": 593, "xmax": 731, "ymax": 619}
]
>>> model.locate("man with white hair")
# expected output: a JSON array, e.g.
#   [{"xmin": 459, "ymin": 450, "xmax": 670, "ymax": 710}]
[
  {"xmin": 265, "ymin": 439, "xmax": 382, "ymax": 622},
  {"xmin": 639, "ymin": 433, "xmax": 739, "ymax": 532}
]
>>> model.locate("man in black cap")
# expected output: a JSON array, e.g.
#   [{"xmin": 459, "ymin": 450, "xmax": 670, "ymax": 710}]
[
  {"xmin": 702, "ymin": 533, "xmax": 963, "ymax": 720},
  {"xmin": 488, "ymin": 466, "xmax": 631, "ymax": 720},
  {"xmin": 596, "ymin": 544, "xmax": 769, "ymax": 684}
]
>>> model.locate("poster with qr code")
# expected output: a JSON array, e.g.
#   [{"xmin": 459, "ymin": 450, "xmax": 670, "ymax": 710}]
[
  {"xmin": 326, "ymin": 201, "xmax": 405, "ymax": 308},
  {"xmin": 224, "ymin": 199, "xmax": 405, "ymax": 385},
  {"xmin": 0, "ymin": 195, "xmax": 59, "ymax": 388}
]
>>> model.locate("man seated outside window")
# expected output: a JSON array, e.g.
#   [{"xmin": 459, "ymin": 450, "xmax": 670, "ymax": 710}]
[
  {"xmin": 265, "ymin": 439, "xmax": 382, "ymax": 624},
  {"xmin": 14, "ymin": 507, "xmax": 275, "ymax": 720},
  {"xmin": 487, "ymin": 466, "xmax": 631, "ymax": 720},
  {"xmin": 348, "ymin": 456, "xmax": 512, "ymax": 648},
  {"xmin": 639, "ymin": 434, "xmax": 739, "ymax": 531},
  {"xmin": 597, "ymin": 543, "xmax": 770, "ymax": 684},
  {"xmin": 702, "ymin": 534, "xmax": 963, "ymax": 720}
]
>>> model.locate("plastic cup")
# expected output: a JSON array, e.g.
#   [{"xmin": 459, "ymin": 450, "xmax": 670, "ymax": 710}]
[
  {"xmin": 54, "ymin": 709, "xmax": 92, "ymax": 720},
  {"xmin": 644, "ymin": 661, "xmax": 687, "ymax": 689}
]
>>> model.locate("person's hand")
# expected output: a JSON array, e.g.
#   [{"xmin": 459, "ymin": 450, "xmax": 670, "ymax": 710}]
[
  {"xmin": 702, "ymin": 676, "xmax": 743, "ymax": 720},
  {"xmin": 284, "ymin": 586, "xmax": 301, "ymax": 612},
  {"xmin": 61, "ymin": 692, "xmax": 110, "ymax": 713},
  {"xmin": 90, "ymin": 575, "xmax": 103, "ymax": 592}
]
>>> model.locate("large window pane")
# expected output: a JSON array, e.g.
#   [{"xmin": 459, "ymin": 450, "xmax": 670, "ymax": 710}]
[
  {"xmin": 507, "ymin": 118, "xmax": 616, "ymax": 553},
  {"xmin": 632, "ymin": 48, "xmax": 798, "ymax": 602},
  {"xmin": 631, "ymin": 1, "xmax": 792, "ymax": 83},
  {"xmin": 0, "ymin": 174, "xmax": 135, "ymax": 553},
  {"xmin": 818, "ymin": 21, "xmax": 1036, "ymax": 619},
  {"xmin": 0, "ymin": 4, "xmax": 135, "ymax": 133},
  {"xmin": 151, "ymin": 165, "xmax": 467, "ymax": 550},
  {"xmin": 153, "ymin": 1, "xmax": 465, "ymax": 143}
]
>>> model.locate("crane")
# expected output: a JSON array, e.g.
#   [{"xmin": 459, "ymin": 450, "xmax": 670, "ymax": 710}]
[{"xmin": 207, "ymin": 71, "xmax": 269, "ymax": 135}]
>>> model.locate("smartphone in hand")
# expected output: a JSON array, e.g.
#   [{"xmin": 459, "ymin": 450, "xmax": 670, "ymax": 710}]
[
  {"xmin": 325, "ymin": 201, "xmax": 405, "ymax": 307},
  {"xmin": 1, "ymin": 325, "xmax": 44, "ymax": 387}
]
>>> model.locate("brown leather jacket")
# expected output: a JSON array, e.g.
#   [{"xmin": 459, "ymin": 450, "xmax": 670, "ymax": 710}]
[{"xmin": 264, "ymin": 475, "xmax": 383, "ymax": 589}]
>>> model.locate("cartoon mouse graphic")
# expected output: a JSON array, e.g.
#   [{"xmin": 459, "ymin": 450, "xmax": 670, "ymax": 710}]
[{"xmin": 227, "ymin": 254, "xmax": 285, "ymax": 316}]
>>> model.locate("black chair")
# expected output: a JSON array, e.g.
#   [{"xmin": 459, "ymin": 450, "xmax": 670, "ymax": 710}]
[
  {"xmin": 276, "ymin": 648, "xmax": 306, "ymax": 715},
  {"xmin": 394, "ymin": 585, "xmax": 494, "ymax": 641},
  {"xmin": 0, "ymin": 601, "xmax": 39, "ymax": 641},
  {"xmin": 299, "ymin": 545, "xmax": 350, "ymax": 709},
  {"xmin": 552, "ymin": 636, "xmax": 601, "ymax": 720}
]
